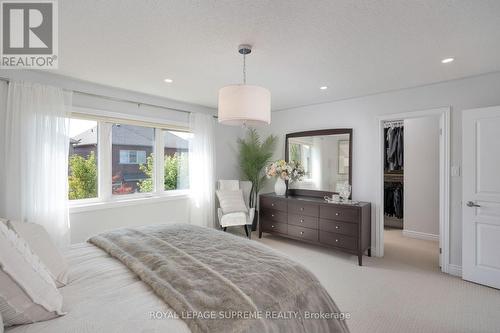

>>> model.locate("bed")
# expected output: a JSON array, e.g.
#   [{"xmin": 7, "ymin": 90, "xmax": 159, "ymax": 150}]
[{"xmin": 5, "ymin": 224, "xmax": 349, "ymax": 333}]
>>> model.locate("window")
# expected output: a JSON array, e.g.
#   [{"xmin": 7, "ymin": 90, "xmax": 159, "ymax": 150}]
[
  {"xmin": 67, "ymin": 114, "xmax": 190, "ymax": 204},
  {"xmin": 290, "ymin": 142, "xmax": 311, "ymax": 178},
  {"xmin": 119, "ymin": 150, "xmax": 147, "ymax": 164},
  {"xmin": 112, "ymin": 124, "xmax": 154, "ymax": 195},
  {"xmin": 68, "ymin": 118, "xmax": 98, "ymax": 200},
  {"xmin": 163, "ymin": 130, "xmax": 192, "ymax": 190}
]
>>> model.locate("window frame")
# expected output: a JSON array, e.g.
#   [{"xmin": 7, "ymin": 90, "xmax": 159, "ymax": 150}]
[
  {"xmin": 111, "ymin": 123, "xmax": 155, "ymax": 197},
  {"xmin": 67, "ymin": 117, "xmax": 100, "ymax": 203},
  {"xmin": 68, "ymin": 108, "xmax": 191, "ymax": 209}
]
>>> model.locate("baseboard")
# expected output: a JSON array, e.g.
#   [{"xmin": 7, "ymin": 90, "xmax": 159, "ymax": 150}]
[
  {"xmin": 448, "ymin": 264, "xmax": 462, "ymax": 277},
  {"xmin": 402, "ymin": 229, "xmax": 439, "ymax": 241}
]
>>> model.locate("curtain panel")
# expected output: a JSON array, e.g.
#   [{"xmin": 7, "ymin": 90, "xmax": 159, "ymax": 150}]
[
  {"xmin": 188, "ymin": 112, "xmax": 216, "ymax": 228},
  {"xmin": 0, "ymin": 81, "xmax": 72, "ymax": 247}
]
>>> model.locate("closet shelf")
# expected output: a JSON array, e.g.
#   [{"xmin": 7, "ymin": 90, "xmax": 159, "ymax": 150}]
[{"xmin": 384, "ymin": 173, "xmax": 404, "ymax": 183}]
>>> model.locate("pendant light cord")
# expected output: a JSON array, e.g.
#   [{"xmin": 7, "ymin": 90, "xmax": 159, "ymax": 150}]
[{"xmin": 243, "ymin": 53, "xmax": 247, "ymax": 85}]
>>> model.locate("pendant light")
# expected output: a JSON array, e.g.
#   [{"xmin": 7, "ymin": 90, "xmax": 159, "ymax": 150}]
[{"xmin": 218, "ymin": 44, "xmax": 271, "ymax": 126}]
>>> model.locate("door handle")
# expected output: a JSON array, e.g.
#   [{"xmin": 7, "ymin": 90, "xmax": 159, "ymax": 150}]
[{"xmin": 466, "ymin": 201, "xmax": 481, "ymax": 208}]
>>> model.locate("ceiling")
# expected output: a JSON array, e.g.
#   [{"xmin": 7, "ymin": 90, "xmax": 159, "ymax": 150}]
[{"xmin": 57, "ymin": 0, "xmax": 500, "ymax": 110}]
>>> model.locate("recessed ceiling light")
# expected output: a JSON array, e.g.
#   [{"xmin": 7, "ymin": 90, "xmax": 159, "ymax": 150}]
[
  {"xmin": 441, "ymin": 58, "xmax": 454, "ymax": 64},
  {"xmin": 320, "ymin": 86, "xmax": 328, "ymax": 90},
  {"xmin": 163, "ymin": 78, "xmax": 173, "ymax": 83}
]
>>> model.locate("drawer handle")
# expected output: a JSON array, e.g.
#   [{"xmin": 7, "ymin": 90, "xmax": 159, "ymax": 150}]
[
  {"xmin": 335, "ymin": 226, "xmax": 339, "ymax": 229},
  {"xmin": 271, "ymin": 225, "xmax": 275, "ymax": 228},
  {"xmin": 300, "ymin": 231, "xmax": 304, "ymax": 235},
  {"xmin": 271, "ymin": 203, "xmax": 275, "ymax": 207},
  {"xmin": 271, "ymin": 214, "xmax": 275, "ymax": 217},
  {"xmin": 300, "ymin": 219, "xmax": 304, "ymax": 223},
  {"xmin": 300, "ymin": 207, "xmax": 304, "ymax": 211},
  {"xmin": 335, "ymin": 213, "xmax": 339, "ymax": 216},
  {"xmin": 335, "ymin": 239, "xmax": 339, "ymax": 242}
]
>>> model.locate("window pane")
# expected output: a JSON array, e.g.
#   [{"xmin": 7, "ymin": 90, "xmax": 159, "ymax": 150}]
[
  {"xmin": 163, "ymin": 130, "xmax": 191, "ymax": 190},
  {"xmin": 112, "ymin": 124, "xmax": 154, "ymax": 195},
  {"xmin": 119, "ymin": 150, "xmax": 129, "ymax": 164},
  {"xmin": 68, "ymin": 118, "xmax": 98, "ymax": 200}
]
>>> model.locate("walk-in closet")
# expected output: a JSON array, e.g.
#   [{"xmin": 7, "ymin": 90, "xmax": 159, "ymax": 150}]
[
  {"xmin": 382, "ymin": 115, "xmax": 441, "ymax": 270},
  {"xmin": 384, "ymin": 120, "xmax": 404, "ymax": 229}
]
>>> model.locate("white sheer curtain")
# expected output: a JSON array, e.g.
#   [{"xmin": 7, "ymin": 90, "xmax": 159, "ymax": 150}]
[
  {"xmin": 188, "ymin": 112, "xmax": 216, "ymax": 228},
  {"xmin": 0, "ymin": 81, "xmax": 72, "ymax": 247}
]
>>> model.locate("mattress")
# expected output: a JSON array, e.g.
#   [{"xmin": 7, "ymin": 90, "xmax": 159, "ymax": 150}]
[{"xmin": 6, "ymin": 242, "xmax": 190, "ymax": 333}]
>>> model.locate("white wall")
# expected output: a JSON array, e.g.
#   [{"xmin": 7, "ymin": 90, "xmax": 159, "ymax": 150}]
[
  {"xmin": 258, "ymin": 71, "xmax": 500, "ymax": 267},
  {"xmin": 69, "ymin": 198, "xmax": 189, "ymax": 243},
  {"xmin": 215, "ymin": 125, "xmax": 243, "ymax": 180},
  {"xmin": 0, "ymin": 70, "xmax": 242, "ymax": 243},
  {"xmin": 404, "ymin": 116, "xmax": 440, "ymax": 236}
]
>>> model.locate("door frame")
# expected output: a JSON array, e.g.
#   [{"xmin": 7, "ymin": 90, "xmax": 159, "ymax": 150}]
[{"xmin": 375, "ymin": 107, "xmax": 451, "ymax": 274}]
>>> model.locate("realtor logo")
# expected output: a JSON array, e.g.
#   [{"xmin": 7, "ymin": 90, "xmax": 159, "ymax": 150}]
[{"xmin": 1, "ymin": 0, "xmax": 58, "ymax": 68}]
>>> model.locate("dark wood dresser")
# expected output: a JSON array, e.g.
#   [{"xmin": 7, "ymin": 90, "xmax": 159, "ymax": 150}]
[{"xmin": 258, "ymin": 193, "xmax": 371, "ymax": 265}]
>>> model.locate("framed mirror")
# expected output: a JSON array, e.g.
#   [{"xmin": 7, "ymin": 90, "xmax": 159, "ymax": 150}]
[{"xmin": 285, "ymin": 129, "xmax": 352, "ymax": 197}]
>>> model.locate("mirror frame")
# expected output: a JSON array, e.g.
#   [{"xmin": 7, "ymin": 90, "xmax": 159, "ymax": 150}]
[{"xmin": 285, "ymin": 128, "xmax": 353, "ymax": 198}]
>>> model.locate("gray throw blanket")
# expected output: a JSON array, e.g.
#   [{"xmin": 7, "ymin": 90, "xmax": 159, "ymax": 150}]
[{"xmin": 88, "ymin": 224, "xmax": 350, "ymax": 333}]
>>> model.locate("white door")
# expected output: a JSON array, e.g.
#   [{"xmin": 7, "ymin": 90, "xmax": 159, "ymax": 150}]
[{"xmin": 462, "ymin": 106, "xmax": 500, "ymax": 289}]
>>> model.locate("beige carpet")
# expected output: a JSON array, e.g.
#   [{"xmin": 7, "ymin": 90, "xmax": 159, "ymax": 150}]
[{"xmin": 252, "ymin": 228, "xmax": 500, "ymax": 333}]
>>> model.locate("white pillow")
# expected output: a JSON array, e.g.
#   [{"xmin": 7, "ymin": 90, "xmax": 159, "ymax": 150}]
[
  {"xmin": 216, "ymin": 190, "xmax": 248, "ymax": 214},
  {"xmin": 7, "ymin": 221, "xmax": 68, "ymax": 287},
  {"xmin": 218, "ymin": 180, "xmax": 240, "ymax": 191},
  {"xmin": 0, "ymin": 222, "xmax": 64, "ymax": 326}
]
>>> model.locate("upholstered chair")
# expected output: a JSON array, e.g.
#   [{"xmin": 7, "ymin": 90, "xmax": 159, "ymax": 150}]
[{"xmin": 216, "ymin": 180, "xmax": 255, "ymax": 238}]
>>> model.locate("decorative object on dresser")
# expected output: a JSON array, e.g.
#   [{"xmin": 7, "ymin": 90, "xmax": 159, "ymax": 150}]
[
  {"xmin": 265, "ymin": 159, "xmax": 305, "ymax": 196},
  {"xmin": 258, "ymin": 193, "xmax": 371, "ymax": 265},
  {"xmin": 259, "ymin": 128, "xmax": 371, "ymax": 265}
]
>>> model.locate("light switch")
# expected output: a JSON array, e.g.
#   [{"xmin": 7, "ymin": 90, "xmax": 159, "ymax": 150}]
[{"xmin": 451, "ymin": 166, "xmax": 461, "ymax": 177}]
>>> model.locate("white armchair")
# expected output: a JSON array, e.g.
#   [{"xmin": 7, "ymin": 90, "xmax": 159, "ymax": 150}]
[{"xmin": 216, "ymin": 180, "xmax": 255, "ymax": 238}]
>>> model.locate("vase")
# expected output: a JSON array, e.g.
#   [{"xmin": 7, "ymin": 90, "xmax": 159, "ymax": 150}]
[
  {"xmin": 274, "ymin": 177, "xmax": 287, "ymax": 196},
  {"xmin": 339, "ymin": 183, "xmax": 352, "ymax": 201}
]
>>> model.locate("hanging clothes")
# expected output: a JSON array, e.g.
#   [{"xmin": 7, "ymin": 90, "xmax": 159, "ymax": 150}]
[
  {"xmin": 384, "ymin": 121, "xmax": 404, "ymax": 224},
  {"xmin": 384, "ymin": 182, "xmax": 404, "ymax": 219},
  {"xmin": 385, "ymin": 124, "xmax": 404, "ymax": 171}
]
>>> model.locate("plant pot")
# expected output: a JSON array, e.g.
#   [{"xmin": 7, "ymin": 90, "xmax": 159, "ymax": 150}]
[{"xmin": 274, "ymin": 177, "xmax": 287, "ymax": 196}]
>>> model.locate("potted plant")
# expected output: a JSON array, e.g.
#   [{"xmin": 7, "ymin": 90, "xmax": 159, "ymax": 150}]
[
  {"xmin": 265, "ymin": 160, "xmax": 305, "ymax": 195},
  {"xmin": 237, "ymin": 128, "xmax": 277, "ymax": 231}
]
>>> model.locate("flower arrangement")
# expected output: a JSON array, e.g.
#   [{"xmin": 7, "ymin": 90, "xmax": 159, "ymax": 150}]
[{"xmin": 266, "ymin": 159, "xmax": 305, "ymax": 182}]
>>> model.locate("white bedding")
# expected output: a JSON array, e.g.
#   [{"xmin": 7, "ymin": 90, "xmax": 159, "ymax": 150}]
[{"xmin": 6, "ymin": 243, "xmax": 190, "ymax": 333}]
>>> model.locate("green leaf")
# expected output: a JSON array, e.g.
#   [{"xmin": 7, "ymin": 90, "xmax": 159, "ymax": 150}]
[{"xmin": 237, "ymin": 128, "xmax": 277, "ymax": 207}]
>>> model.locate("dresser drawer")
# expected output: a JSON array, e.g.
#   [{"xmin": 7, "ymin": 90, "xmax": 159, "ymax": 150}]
[
  {"xmin": 288, "ymin": 214, "xmax": 318, "ymax": 229},
  {"xmin": 319, "ymin": 219, "xmax": 358, "ymax": 237},
  {"xmin": 320, "ymin": 205, "xmax": 358, "ymax": 222},
  {"xmin": 260, "ymin": 196, "xmax": 287, "ymax": 212},
  {"xmin": 288, "ymin": 201, "xmax": 319, "ymax": 217},
  {"xmin": 262, "ymin": 221, "xmax": 287, "ymax": 234},
  {"xmin": 261, "ymin": 209, "xmax": 287, "ymax": 223},
  {"xmin": 288, "ymin": 225, "xmax": 318, "ymax": 242},
  {"xmin": 319, "ymin": 231, "xmax": 358, "ymax": 251}
]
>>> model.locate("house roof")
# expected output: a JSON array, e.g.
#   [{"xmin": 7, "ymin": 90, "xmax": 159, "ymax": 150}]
[{"xmin": 71, "ymin": 124, "xmax": 189, "ymax": 149}]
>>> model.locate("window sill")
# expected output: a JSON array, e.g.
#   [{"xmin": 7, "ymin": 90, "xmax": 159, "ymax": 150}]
[{"xmin": 69, "ymin": 190, "xmax": 190, "ymax": 213}]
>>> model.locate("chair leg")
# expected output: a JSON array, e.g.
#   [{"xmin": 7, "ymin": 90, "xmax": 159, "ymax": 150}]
[
  {"xmin": 223, "ymin": 227, "xmax": 227, "ymax": 232},
  {"xmin": 244, "ymin": 225, "xmax": 250, "ymax": 238}
]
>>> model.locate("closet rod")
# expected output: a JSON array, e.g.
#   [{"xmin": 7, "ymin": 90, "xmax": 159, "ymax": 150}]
[{"xmin": 0, "ymin": 76, "xmax": 219, "ymax": 119}]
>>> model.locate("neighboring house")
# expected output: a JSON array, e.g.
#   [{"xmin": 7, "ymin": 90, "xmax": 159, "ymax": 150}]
[{"xmin": 70, "ymin": 124, "xmax": 189, "ymax": 193}]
